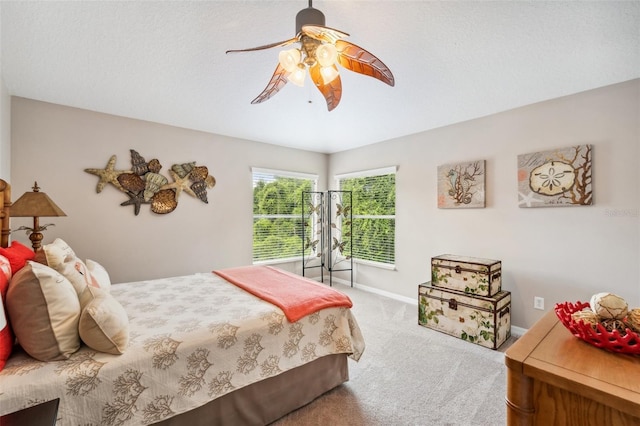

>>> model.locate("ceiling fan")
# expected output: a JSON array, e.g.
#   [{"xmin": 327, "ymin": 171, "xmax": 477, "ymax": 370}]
[{"xmin": 226, "ymin": 0, "xmax": 395, "ymax": 111}]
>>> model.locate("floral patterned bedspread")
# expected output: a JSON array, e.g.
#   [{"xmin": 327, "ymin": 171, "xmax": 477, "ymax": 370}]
[{"xmin": 0, "ymin": 272, "xmax": 365, "ymax": 425}]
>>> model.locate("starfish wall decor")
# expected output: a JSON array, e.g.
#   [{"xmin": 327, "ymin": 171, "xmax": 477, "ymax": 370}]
[{"xmin": 84, "ymin": 150, "xmax": 216, "ymax": 215}]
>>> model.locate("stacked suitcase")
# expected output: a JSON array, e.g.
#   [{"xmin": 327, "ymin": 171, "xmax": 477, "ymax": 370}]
[{"xmin": 418, "ymin": 254, "xmax": 511, "ymax": 350}]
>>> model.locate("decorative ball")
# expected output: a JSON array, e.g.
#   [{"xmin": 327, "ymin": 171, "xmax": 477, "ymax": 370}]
[
  {"xmin": 589, "ymin": 292, "xmax": 628, "ymax": 320},
  {"xmin": 571, "ymin": 309, "xmax": 599, "ymax": 329},
  {"xmin": 625, "ymin": 308, "xmax": 640, "ymax": 333},
  {"xmin": 600, "ymin": 318, "xmax": 627, "ymax": 334}
]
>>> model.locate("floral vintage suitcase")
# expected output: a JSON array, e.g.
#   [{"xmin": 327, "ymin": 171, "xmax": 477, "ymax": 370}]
[
  {"xmin": 431, "ymin": 254, "xmax": 502, "ymax": 297},
  {"xmin": 418, "ymin": 282, "xmax": 511, "ymax": 350}
]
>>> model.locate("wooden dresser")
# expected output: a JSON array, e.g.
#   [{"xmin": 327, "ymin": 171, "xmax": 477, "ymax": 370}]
[{"xmin": 504, "ymin": 309, "xmax": 640, "ymax": 425}]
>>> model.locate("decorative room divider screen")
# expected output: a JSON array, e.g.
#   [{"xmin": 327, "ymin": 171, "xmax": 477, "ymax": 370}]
[{"xmin": 302, "ymin": 190, "xmax": 353, "ymax": 287}]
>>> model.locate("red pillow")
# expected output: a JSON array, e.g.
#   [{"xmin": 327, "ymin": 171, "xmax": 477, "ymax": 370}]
[
  {"xmin": 0, "ymin": 272, "xmax": 13, "ymax": 372},
  {"xmin": 0, "ymin": 241, "xmax": 36, "ymax": 275}
]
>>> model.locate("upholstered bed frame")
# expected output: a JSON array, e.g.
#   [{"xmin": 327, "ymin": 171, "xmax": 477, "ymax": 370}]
[{"xmin": 0, "ymin": 179, "xmax": 350, "ymax": 425}]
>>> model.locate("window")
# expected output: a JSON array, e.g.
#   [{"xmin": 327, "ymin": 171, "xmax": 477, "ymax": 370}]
[
  {"xmin": 252, "ymin": 168, "xmax": 317, "ymax": 263},
  {"xmin": 336, "ymin": 167, "xmax": 396, "ymax": 267}
]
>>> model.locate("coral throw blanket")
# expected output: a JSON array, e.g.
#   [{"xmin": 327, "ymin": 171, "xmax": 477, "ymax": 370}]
[{"xmin": 213, "ymin": 265, "xmax": 353, "ymax": 322}]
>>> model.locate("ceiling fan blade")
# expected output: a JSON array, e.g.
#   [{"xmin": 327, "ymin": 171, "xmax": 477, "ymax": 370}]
[
  {"xmin": 226, "ymin": 37, "xmax": 298, "ymax": 54},
  {"xmin": 335, "ymin": 40, "xmax": 395, "ymax": 87},
  {"xmin": 309, "ymin": 64, "xmax": 342, "ymax": 111},
  {"xmin": 251, "ymin": 63, "xmax": 290, "ymax": 104},
  {"xmin": 302, "ymin": 25, "xmax": 349, "ymax": 44}
]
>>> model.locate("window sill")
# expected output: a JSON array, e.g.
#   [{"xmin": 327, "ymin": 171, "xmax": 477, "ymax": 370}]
[
  {"xmin": 253, "ymin": 257, "xmax": 300, "ymax": 266},
  {"xmin": 353, "ymin": 258, "xmax": 396, "ymax": 271},
  {"xmin": 254, "ymin": 257, "xmax": 396, "ymax": 271}
]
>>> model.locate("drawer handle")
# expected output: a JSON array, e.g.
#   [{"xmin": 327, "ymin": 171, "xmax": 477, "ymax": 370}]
[
  {"xmin": 448, "ymin": 299, "xmax": 458, "ymax": 310},
  {"xmin": 454, "ymin": 265, "xmax": 462, "ymax": 274}
]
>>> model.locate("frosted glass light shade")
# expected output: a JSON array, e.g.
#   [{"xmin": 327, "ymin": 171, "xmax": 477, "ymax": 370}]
[
  {"xmin": 278, "ymin": 49, "xmax": 302, "ymax": 73},
  {"xmin": 288, "ymin": 65, "xmax": 306, "ymax": 87},
  {"xmin": 316, "ymin": 43, "xmax": 338, "ymax": 67},
  {"xmin": 320, "ymin": 66, "xmax": 339, "ymax": 84}
]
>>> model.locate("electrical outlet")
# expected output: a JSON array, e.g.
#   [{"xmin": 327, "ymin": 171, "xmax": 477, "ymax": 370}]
[{"xmin": 534, "ymin": 296, "xmax": 545, "ymax": 310}]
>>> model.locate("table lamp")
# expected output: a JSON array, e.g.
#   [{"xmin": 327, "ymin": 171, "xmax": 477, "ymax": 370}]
[{"xmin": 10, "ymin": 182, "xmax": 66, "ymax": 251}]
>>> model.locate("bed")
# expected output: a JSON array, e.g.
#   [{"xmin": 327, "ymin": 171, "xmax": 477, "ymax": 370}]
[{"xmin": 0, "ymin": 179, "xmax": 365, "ymax": 425}]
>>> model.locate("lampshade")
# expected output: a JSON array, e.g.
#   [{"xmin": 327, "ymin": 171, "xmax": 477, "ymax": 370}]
[
  {"xmin": 287, "ymin": 64, "xmax": 306, "ymax": 87},
  {"xmin": 11, "ymin": 182, "xmax": 66, "ymax": 218},
  {"xmin": 278, "ymin": 48, "xmax": 301, "ymax": 73},
  {"xmin": 320, "ymin": 66, "xmax": 339, "ymax": 84},
  {"xmin": 316, "ymin": 43, "xmax": 337, "ymax": 67}
]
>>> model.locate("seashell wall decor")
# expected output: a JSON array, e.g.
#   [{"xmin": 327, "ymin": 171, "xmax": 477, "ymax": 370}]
[{"xmin": 84, "ymin": 149, "xmax": 216, "ymax": 215}]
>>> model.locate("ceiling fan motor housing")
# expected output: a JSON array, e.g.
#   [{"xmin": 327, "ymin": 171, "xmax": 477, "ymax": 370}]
[{"xmin": 296, "ymin": 7, "xmax": 325, "ymax": 34}]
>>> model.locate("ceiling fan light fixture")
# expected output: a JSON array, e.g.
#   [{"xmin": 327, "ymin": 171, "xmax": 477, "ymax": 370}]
[
  {"xmin": 316, "ymin": 43, "xmax": 337, "ymax": 67},
  {"xmin": 278, "ymin": 48, "xmax": 302, "ymax": 73},
  {"xmin": 288, "ymin": 64, "xmax": 306, "ymax": 87},
  {"xmin": 226, "ymin": 0, "xmax": 394, "ymax": 111}
]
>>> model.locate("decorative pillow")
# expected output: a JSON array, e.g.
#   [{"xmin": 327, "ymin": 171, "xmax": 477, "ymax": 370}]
[
  {"xmin": 0, "ymin": 241, "xmax": 35, "ymax": 275},
  {"xmin": 39, "ymin": 238, "xmax": 76, "ymax": 269},
  {"xmin": 6, "ymin": 261, "xmax": 81, "ymax": 361},
  {"xmin": 0, "ymin": 272, "xmax": 13, "ymax": 372},
  {"xmin": 0, "ymin": 254, "xmax": 11, "ymax": 281},
  {"xmin": 56, "ymin": 254, "xmax": 101, "ymax": 296},
  {"xmin": 86, "ymin": 259, "xmax": 112, "ymax": 293},
  {"xmin": 39, "ymin": 239, "xmax": 105, "ymax": 296},
  {"xmin": 79, "ymin": 286, "xmax": 129, "ymax": 354}
]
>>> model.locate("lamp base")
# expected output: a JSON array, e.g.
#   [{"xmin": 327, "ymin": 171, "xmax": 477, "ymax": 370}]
[{"xmin": 28, "ymin": 231, "xmax": 44, "ymax": 252}]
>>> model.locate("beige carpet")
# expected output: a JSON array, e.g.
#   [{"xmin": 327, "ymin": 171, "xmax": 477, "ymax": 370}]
[{"xmin": 271, "ymin": 283, "xmax": 517, "ymax": 426}]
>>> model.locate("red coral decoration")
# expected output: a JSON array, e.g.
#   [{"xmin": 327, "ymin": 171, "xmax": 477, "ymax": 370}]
[{"xmin": 555, "ymin": 301, "xmax": 640, "ymax": 355}]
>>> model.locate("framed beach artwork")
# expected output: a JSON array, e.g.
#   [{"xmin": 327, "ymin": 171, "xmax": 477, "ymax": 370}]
[
  {"xmin": 517, "ymin": 144, "xmax": 592, "ymax": 208},
  {"xmin": 437, "ymin": 160, "xmax": 485, "ymax": 209}
]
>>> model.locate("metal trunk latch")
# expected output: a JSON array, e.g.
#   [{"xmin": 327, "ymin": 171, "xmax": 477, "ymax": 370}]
[
  {"xmin": 448, "ymin": 298, "xmax": 458, "ymax": 310},
  {"xmin": 454, "ymin": 265, "xmax": 462, "ymax": 274}
]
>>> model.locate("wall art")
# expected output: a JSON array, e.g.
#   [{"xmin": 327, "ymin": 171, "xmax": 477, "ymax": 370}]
[
  {"xmin": 517, "ymin": 144, "xmax": 592, "ymax": 208},
  {"xmin": 437, "ymin": 160, "xmax": 485, "ymax": 209},
  {"xmin": 85, "ymin": 150, "xmax": 216, "ymax": 215}
]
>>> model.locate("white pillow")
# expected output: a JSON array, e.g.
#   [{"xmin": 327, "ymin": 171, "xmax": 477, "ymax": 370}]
[
  {"xmin": 86, "ymin": 259, "xmax": 111, "ymax": 293},
  {"xmin": 56, "ymin": 253, "xmax": 101, "ymax": 296},
  {"xmin": 41, "ymin": 238, "xmax": 76, "ymax": 269},
  {"xmin": 6, "ymin": 261, "xmax": 81, "ymax": 361},
  {"xmin": 40, "ymin": 239, "xmax": 107, "ymax": 296},
  {"xmin": 79, "ymin": 286, "xmax": 129, "ymax": 355}
]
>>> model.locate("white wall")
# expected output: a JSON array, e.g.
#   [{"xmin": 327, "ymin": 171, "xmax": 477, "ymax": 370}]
[
  {"xmin": 10, "ymin": 97, "xmax": 328, "ymax": 283},
  {"xmin": 9, "ymin": 80, "xmax": 639, "ymax": 329},
  {"xmin": 330, "ymin": 79, "xmax": 640, "ymax": 329}
]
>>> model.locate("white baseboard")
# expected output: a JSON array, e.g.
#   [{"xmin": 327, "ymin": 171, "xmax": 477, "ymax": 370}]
[
  {"xmin": 311, "ymin": 275, "xmax": 529, "ymax": 336},
  {"xmin": 510, "ymin": 326, "xmax": 527, "ymax": 337},
  {"xmin": 315, "ymin": 276, "xmax": 418, "ymax": 305}
]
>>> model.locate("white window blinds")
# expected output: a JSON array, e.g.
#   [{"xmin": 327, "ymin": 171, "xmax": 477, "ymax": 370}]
[
  {"xmin": 252, "ymin": 168, "xmax": 317, "ymax": 263},
  {"xmin": 336, "ymin": 167, "xmax": 396, "ymax": 266}
]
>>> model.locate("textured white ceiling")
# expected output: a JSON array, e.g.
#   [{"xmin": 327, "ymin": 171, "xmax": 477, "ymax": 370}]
[{"xmin": 1, "ymin": 1, "xmax": 639, "ymax": 153}]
